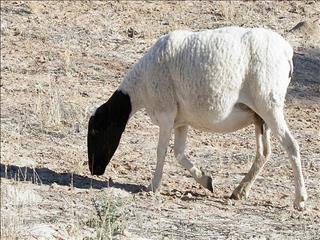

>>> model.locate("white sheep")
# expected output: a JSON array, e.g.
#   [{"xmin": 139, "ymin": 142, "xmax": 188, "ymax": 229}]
[{"xmin": 87, "ymin": 26, "xmax": 307, "ymax": 210}]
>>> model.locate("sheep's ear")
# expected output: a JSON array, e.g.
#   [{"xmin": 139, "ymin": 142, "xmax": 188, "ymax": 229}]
[{"xmin": 88, "ymin": 90, "xmax": 132, "ymax": 175}]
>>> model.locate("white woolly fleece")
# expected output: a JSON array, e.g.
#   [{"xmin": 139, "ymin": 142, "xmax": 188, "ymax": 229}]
[{"xmin": 119, "ymin": 27, "xmax": 293, "ymax": 132}]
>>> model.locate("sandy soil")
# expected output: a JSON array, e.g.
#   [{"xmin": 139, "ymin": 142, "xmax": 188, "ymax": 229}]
[{"xmin": 1, "ymin": 1, "xmax": 319, "ymax": 239}]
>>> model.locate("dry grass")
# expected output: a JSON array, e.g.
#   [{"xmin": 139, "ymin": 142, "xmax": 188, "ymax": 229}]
[
  {"xmin": 87, "ymin": 193, "xmax": 128, "ymax": 239},
  {"xmin": 1, "ymin": 182, "xmax": 42, "ymax": 239}
]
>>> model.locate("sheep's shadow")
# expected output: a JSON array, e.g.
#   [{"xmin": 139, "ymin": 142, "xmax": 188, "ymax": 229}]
[
  {"xmin": 289, "ymin": 49, "xmax": 320, "ymax": 99},
  {"xmin": 0, "ymin": 163, "xmax": 147, "ymax": 193}
]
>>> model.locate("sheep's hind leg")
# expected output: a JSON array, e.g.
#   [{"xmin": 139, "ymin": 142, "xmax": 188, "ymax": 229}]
[
  {"xmin": 231, "ymin": 115, "xmax": 271, "ymax": 200},
  {"xmin": 259, "ymin": 108, "xmax": 307, "ymax": 210},
  {"xmin": 174, "ymin": 126, "xmax": 213, "ymax": 192}
]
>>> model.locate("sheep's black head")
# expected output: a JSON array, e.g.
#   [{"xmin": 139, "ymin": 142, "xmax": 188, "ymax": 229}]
[{"xmin": 87, "ymin": 91, "xmax": 131, "ymax": 175}]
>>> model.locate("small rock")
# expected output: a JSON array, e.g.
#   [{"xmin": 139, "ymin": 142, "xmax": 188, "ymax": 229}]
[
  {"xmin": 50, "ymin": 182, "xmax": 58, "ymax": 189},
  {"xmin": 289, "ymin": 19, "xmax": 320, "ymax": 39},
  {"xmin": 161, "ymin": 21, "xmax": 169, "ymax": 26},
  {"xmin": 27, "ymin": 224, "xmax": 58, "ymax": 239},
  {"xmin": 225, "ymin": 198, "xmax": 235, "ymax": 206},
  {"xmin": 127, "ymin": 27, "xmax": 138, "ymax": 38}
]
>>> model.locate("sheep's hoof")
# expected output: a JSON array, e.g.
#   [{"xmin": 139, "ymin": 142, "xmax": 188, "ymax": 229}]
[
  {"xmin": 230, "ymin": 193, "xmax": 241, "ymax": 200},
  {"xmin": 147, "ymin": 183, "xmax": 158, "ymax": 193},
  {"xmin": 205, "ymin": 176, "xmax": 214, "ymax": 192},
  {"xmin": 294, "ymin": 195, "xmax": 307, "ymax": 211},
  {"xmin": 294, "ymin": 201, "xmax": 305, "ymax": 211},
  {"xmin": 197, "ymin": 175, "xmax": 213, "ymax": 193},
  {"xmin": 230, "ymin": 188, "xmax": 248, "ymax": 200}
]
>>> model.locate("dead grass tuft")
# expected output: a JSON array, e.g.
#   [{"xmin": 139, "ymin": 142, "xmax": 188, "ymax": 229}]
[{"xmin": 86, "ymin": 192, "xmax": 128, "ymax": 240}]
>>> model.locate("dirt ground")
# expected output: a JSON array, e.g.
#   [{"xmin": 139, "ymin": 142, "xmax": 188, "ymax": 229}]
[{"xmin": 1, "ymin": 1, "xmax": 319, "ymax": 239}]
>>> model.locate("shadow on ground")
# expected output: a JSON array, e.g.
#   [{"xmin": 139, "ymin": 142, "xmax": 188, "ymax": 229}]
[
  {"xmin": 0, "ymin": 163, "xmax": 147, "ymax": 193},
  {"xmin": 289, "ymin": 48, "xmax": 320, "ymax": 99}
]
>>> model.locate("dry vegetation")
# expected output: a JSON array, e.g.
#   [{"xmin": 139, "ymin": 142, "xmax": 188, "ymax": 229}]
[{"xmin": 1, "ymin": 1, "xmax": 320, "ymax": 239}]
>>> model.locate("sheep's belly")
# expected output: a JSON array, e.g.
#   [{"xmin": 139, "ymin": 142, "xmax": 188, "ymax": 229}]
[{"xmin": 176, "ymin": 103, "xmax": 255, "ymax": 133}]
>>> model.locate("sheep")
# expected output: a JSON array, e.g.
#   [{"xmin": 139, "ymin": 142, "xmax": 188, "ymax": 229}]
[{"xmin": 87, "ymin": 26, "xmax": 307, "ymax": 210}]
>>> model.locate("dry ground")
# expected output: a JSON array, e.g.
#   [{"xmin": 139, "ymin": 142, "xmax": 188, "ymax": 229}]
[{"xmin": 1, "ymin": 1, "xmax": 320, "ymax": 239}]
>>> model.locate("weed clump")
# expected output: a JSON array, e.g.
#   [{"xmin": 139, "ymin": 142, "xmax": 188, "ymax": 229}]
[{"xmin": 86, "ymin": 193, "xmax": 127, "ymax": 240}]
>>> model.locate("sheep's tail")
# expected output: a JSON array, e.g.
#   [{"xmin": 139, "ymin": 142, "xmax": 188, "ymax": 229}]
[{"xmin": 288, "ymin": 59, "xmax": 293, "ymax": 79}]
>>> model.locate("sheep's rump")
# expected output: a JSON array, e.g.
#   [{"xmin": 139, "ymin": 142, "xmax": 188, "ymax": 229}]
[{"xmin": 120, "ymin": 27, "xmax": 293, "ymax": 126}]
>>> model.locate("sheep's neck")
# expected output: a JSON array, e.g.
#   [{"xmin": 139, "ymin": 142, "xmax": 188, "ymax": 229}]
[{"xmin": 118, "ymin": 65, "xmax": 145, "ymax": 116}]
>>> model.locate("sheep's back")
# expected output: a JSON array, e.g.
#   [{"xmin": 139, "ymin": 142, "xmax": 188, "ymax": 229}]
[
  {"xmin": 165, "ymin": 27, "xmax": 293, "ymax": 119},
  {"xmin": 119, "ymin": 27, "xmax": 293, "ymax": 122}
]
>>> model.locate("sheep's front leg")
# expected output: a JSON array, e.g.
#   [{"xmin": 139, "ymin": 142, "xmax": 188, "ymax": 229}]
[
  {"xmin": 148, "ymin": 117, "xmax": 173, "ymax": 192},
  {"xmin": 231, "ymin": 116, "xmax": 271, "ymax": 200},
  {"xmin": 174, "ymin": 126, "xmax": 213, "ymax": 192}
]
